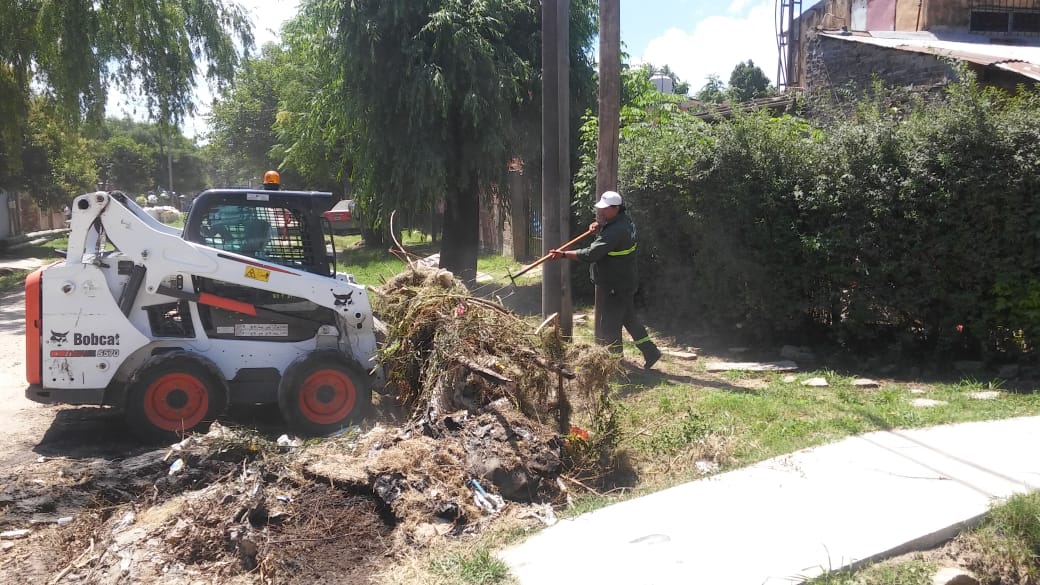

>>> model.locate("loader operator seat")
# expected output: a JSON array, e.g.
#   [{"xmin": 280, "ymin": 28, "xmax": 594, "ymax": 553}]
[{"xmin": 240, "ymin": 216, "xmax": 270, "ymax": 256}]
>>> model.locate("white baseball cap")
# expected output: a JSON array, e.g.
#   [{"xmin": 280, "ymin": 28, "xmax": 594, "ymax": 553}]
[{"xmin": 594, "ymin": 190, "xmax": 623, "ymax": 208}]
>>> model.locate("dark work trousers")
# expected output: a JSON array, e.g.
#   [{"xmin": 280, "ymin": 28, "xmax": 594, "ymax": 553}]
[{"xmin": 594, "ymin": 285, "xmax": 657, "ymax": 357}]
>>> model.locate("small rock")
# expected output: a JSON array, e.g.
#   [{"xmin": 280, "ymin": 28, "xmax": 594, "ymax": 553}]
[
  {"xmin": 694, "ymin": 460, "xmax": 720, "ymax": 474},
  {"xmin": 911, "ymin": 398, "xmax": 947, "ymax": 408},
  {"xmin": 997, "ymin": 364, "xmax": 1020, "ymax": 379},
  {"xmin": 1, "ymin": 529, "xmax": 30, "ymax": 540},
  {"xmin": 970, "ymin": 391, "xmax": 1001, "ymax": 400},
  {"xmin": 56, "ymin": 516, "xmax": 73, "ymax": 526},
  {"xmin": 705, "ymin": 361, "xmax": 798, "ymax": 372},
  {"xmin": 931, "ymin": 567, "xmax": 979, "ymax": 585},
  {"xmin": 852, "ymin": 378, "xmax": 880, "ymax": 388},
  {"xmin": 802, "ymin": 377, "xmax": 828, "ymax": 387},
  {"xmin": 1, "ymin": 542, "xmax": 14, "ymax": 551},
  {"xmin": 782, "ymin": 374, "xmax": 797, "ymax": 383},
  {"xmin": 663, "ymin": 350, "xmax": 698, "ymax": 360},
  {"xmin": 909, "ymin": 386, "xmax": 928, "ymax": 394}
]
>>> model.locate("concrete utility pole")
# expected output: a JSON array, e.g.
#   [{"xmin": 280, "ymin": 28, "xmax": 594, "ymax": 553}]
[
  {"xmin": 542, "ymin": 0, "xmax": 562, "ymax": 322},
  {"xmin": 596, "ymin": 0, "xmax": 621, "ymax": 200},
  {"xmin": 557, "ymin": 0, "xmax": 573, "ymax": 337}
]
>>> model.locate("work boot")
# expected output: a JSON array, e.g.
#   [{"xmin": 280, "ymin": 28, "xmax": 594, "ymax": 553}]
[{"xmin": 642, "ymin": 345, "xmax": 662, "ymax": 370}]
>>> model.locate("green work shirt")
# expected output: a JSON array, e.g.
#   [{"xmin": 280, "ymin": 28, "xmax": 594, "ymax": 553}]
[{"xmin": 574, "ymin": 211, "xmax": 639, "ymax": 293}]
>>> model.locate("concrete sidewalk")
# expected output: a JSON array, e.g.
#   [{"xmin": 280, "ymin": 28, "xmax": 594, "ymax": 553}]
[{"xmin": 500, "ymin": 416, "xmax": 1040, "ymax": 585}]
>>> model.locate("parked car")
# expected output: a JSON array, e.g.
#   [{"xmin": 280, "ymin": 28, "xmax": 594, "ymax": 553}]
[{"xmin": 323, "ymin": 199, "xmax": 360, "ymax": 234}]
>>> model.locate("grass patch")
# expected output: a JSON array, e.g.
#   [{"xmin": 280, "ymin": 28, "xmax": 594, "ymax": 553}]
[
  {"xmin": 807, "ymin": 556, "xmax": 936, "ymax": 585},
  {"xmin": 958, "ymin": 491, "xmax": 1040, "ymax": 583},
  {"xmin": 429, "ymin": 548, "xmax": 511, "ymax": 585},
  {"xmin": 805, "ymin": 491, "xmax": 1040, "ymax": 585},
  {"xmin": 613, "ymin": 371, "xmax": 1040, "ymax": 492},
  {"xmin": 0, "ymin": 268, "xmax": 31, "ymax": 293}
]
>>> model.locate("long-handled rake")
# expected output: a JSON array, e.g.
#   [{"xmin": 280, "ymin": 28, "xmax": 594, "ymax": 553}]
[{"xmin": 506, "ymin": 227, "xmax": 594, "ymax": 288}]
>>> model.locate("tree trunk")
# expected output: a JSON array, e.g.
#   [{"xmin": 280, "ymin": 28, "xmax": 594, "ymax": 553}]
[
  {"xmin": 596, "ymin": 0, "xmax": 620, "ymax": 200},
  {"xmin": 440, "ymin": 172, "xmax": 480, "ymax": 283}
]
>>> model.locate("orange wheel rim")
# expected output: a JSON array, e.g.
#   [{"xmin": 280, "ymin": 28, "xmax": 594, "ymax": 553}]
[
  {"xmin": 299, "ymin": 368, "xmax": 356, "ymax": 425},
  {"xmin": 143, "ymin": 373, "xmax": 209, "ymax": 431}
]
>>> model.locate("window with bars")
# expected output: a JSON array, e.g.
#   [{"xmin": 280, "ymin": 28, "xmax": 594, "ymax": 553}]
[{"xmin": 971, "ymin": 0, "xmax": 1040, "ymax": 35}]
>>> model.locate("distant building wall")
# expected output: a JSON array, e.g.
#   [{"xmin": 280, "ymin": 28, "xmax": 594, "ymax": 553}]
[
  {"xmin": 805, "ymin": 33, "xmax": 957, "ymax": 93},
  {"xmin": 925, "ymin": 0, "xmax": 972, "ymax": 30}
]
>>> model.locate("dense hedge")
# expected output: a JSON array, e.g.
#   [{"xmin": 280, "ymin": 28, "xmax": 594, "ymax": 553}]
[{"xmin": 605, "ymin": 77, "xmax": 1040, "ymax": 360}]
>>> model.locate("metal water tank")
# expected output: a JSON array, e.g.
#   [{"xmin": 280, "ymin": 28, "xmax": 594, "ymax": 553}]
[{"xmin": 650, "ymin": 74, "xmax": 674, "ymax": 93}]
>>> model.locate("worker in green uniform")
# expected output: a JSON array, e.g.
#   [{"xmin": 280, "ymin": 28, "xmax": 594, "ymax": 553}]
[{"xmin": 550, "ymin": 190, "xmax": 662, "ymax": 370}]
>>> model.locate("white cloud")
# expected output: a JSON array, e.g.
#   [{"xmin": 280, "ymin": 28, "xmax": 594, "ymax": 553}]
[
  {"xmin": 727, "ymin": 0, "xmax": 749, "ymax": 14},
  {"xmin": 641, "ymin": 0, "xmax": 779, "ymax": 94}
]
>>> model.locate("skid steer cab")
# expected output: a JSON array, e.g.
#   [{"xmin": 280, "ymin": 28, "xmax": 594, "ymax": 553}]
[{"xmin": 25, "ymin": 188, "xmax": 381, "ymax": 442}]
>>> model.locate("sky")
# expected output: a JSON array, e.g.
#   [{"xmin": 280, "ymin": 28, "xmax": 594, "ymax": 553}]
[{"xmin": 111, "ymin": 0, "xmax": 782, "ymax": 139}]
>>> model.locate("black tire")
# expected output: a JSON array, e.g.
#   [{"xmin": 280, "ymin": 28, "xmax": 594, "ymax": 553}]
[
  {"xmin": 124, "ymin": 352, "xmax": 229, "ymax": 443},
  {"xmin": 278, "ymin": 351, "xmax": 371, "ymax": 436}
]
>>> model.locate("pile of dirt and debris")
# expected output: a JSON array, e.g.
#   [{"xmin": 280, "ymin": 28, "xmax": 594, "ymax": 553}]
[{"xmin": 0, "ymin": 266, "xmax": 621, "ymax": 583}]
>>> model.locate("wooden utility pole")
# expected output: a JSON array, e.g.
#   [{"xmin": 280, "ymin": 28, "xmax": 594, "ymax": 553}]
[
  {"xmin": 542, "ymin": 0, "xmax": 562, "ymax": 321},
  {"xmin": 596, "ymin": 0, "xmax": 620, "ymax": 200}
]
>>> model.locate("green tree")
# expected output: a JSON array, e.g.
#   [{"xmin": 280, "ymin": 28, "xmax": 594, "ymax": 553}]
[
  {"xmin": 21, "ymin": 100, "xmax": 97, "ymax": 209},
  {"xmin": 0, "ymin": 0, "xmax": 252, "ymax": 202},
  {"xmin": 98, "ymin": 134, "xmax": 155, "ymax": 194},
  {"xmin": 695, "ymin": 74, "xmax": 727, "ymax": 104},
  {"xmin": 271, "ymin": 1, "xmax": 352, "ymax": 194},
  {"xmin": 728, "ymin": 60, "xmax": 772, "ymax": 103},
  {"xmin": 206, "ymin": 44, "xmax": 285, "ymax": 187},
  {"xmin": 334, "ymin": 0, "xmax": 541, "ymax": 280}
]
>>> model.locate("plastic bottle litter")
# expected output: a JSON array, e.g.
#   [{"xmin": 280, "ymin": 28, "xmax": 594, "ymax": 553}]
[
  {"xmin": 168, "ymin": 458, "xmax": 185, "ymax": 476},
  {"xmin": 466, "ymin": 479, "xmax": 505, "ymax": 514}
]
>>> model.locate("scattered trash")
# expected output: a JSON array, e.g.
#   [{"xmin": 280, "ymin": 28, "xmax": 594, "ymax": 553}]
[
  {"xmin": 276, "ymin": 434, "xmax": 303, "ymax": 447},
  {"xmin": 168, "ymin": 458, "xmax": 185, "ymax": 475},
  {"xmin": 276, "ymin": 495, "xmax": 292, "ymax": 503},
  {"xmin": 56, "ymin": 516, "xmax": 74, "ymax": 526},
  {"xmin": 695, "ymin": 460, "xmax": 721, "ymax": 475},
  {"xmin": 467, "ymin": 478, "xmax": 505, "ymax": 514},
  {"xmin": 35, "ymin": 456, "xmax": 46, "ymax": 463},
  {"xmin": 112, "ymin": 511, "xmax": 135, "ymax": 532},
  {"xmin": 517, "ymin": 503, "xmax": 558, "ymax": 526},
  {"xmin": 326, "ymin": 425, "xmax": 360, "ymax": 438},
  {"xmin": 0, "ymin": 529, "xmax": 31, "ymax": 540}
]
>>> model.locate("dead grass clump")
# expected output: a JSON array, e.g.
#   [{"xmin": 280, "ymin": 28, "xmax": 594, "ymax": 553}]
[{"xmin": 261, "ymin": 483, "xmax": 393, "ymax": 584}]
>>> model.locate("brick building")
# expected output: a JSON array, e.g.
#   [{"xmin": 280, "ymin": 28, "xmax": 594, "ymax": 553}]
[{"xmin": 781, "ymin": 0, "xmax": 1040, "ymax": 94}]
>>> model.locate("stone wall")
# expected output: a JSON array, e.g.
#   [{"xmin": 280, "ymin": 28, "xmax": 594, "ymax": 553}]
[{"xmin": 805, "ymin": 33, "xmax": 957, "ymax": 94}]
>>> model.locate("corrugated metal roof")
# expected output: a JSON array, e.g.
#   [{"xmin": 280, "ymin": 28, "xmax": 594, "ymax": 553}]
[{"xmin": 819, "ymin": 31, "xmax": 1040, "ymax": 82}]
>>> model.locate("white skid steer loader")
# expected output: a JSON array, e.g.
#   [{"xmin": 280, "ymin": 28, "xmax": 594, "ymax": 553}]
[{"xmin": 25, "ymin": 188, "xmax": 382, "ymax": 441}]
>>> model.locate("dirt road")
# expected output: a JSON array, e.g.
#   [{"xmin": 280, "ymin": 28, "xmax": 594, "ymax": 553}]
[
  {"xmin": 0, "ymin": 287, "xmax": 142, "ymax": 470},
  {"xmin": 0, "ymin": 286, "xmax": 55, "ymax": 467}
]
